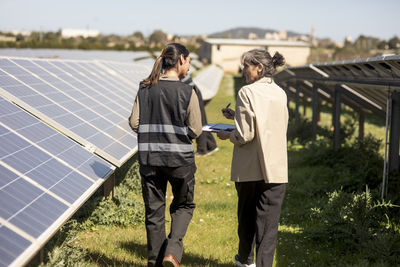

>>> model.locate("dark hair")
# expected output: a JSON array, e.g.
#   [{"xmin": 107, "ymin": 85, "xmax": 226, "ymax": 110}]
[
  {"xmin": 140, "ymin": 43, "xmax": 189, "ymax": 87},
  {"xmin": 241, "ymin": 49, "xmax": 285, "ymax": 77}
]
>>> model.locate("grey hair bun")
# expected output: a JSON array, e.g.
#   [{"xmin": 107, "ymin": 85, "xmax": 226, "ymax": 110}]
[{"xmin": 272, "ymin": 52, "xmax": 285, "ymax": 68}]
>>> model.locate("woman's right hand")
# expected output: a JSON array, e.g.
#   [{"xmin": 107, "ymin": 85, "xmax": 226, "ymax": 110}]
[{"xmin": 221, "ymin": 108, "xmax": 235, "ymax": 120}]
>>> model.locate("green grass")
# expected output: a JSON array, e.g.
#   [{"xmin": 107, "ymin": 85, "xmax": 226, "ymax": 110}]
[{"xmin": 38, "ymin": 74, "xmax": 398, "ymax": 266}]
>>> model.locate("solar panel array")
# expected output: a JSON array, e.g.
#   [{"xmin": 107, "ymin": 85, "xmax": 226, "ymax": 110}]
[{"xmin": 0, "ymin": 95, "xmax": 115, "ymax": 267}]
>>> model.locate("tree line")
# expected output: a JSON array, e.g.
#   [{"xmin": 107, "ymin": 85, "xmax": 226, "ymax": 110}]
[{"xmin": 0, "ymin": 29, "xmax": 201, "ymax": 54}]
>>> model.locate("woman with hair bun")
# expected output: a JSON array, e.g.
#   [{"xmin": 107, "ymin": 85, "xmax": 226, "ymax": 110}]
[
  {"xmin": 129, "ymin": 43, "xmax": 202, "ymax": 267},
  {"xmin": 217, "ymin": 49, "xmax": 288, "ymax": 267}
]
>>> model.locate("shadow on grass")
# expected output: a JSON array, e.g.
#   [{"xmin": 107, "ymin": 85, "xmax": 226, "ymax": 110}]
[
  {"xmin": 275, "ymin": 229, "xmax": 311, "ymax": 267},
  {"xmin": 86, "ymin": 250, "xmax": 146, "ymax": 267},
  {"xmin": 118, "ymin": 241, "xmax": 236, "ymax": 267}
]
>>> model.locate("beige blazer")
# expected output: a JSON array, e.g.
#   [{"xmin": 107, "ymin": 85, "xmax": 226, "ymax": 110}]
[{"xmin": 229, "ymin": 77, "xmax": 288, "ymax": 183}]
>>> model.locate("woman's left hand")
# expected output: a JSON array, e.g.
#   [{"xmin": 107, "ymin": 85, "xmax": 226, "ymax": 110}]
[{"xmin": 217, "ymin": 130, "xmax": 230, "ymax": 140}]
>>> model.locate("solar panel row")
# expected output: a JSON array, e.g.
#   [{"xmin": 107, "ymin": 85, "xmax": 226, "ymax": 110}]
[
  {"xmin": 193, "ymin": 65, "xmax": 223, "ymax": 100},
  {"xmin": 0, "ymin": 48, "xmax": 152, "ymax": 63},
  {"xmin": 275, "ymin": 55, "xmax": 400, "ymax": 114},
  {"xmin": 0, "ymin": 55, "xmax": 152, "ymax": 266}
]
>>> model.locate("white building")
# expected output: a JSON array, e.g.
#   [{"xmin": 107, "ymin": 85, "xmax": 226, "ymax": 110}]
[
  {"xmin": 199, "ymin": 38, "xmax": 311, "ymax": 73},
  {"xmin": 61, "ymin": 28, "xmax": 100, "ymax": 38}
]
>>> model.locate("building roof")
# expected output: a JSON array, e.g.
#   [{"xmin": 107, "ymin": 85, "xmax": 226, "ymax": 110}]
[{"xmin": 204, "ymin": 38, "xmax": 310, "ymax": 47}]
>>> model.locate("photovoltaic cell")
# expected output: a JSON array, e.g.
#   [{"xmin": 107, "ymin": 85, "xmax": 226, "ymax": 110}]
[
  {"xmin": 0, "ymin": 225, "xmax": 31, "ymax": 267},
  {"xmin": 0, "ymin": 96, "xmax": 114, "ymax": 267}
]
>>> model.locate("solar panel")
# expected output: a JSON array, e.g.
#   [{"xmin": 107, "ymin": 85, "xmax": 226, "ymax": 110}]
[
  {"xmin": 99, "ymin": 60, "xmax": 151, "ymax": 87},
  {"xmin": 193, "ymin": 65, "xmax": 223, "ymax": 100},
  {"xmin": 275, "ymin": 55, "xmax": 400, "ymax": 116},
  {"xmin": 0, "ymin": 96, "xmax": 114, "ymax": 267},
  {"xmin": 0, "ymin": 57, "xmax": 143, "ymax": 166}
]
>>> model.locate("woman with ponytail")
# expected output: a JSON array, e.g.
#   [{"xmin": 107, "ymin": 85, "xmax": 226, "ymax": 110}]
[
  {"xmin": 129, "ymin": 43, "xmax": 202, "ymax": 267},
  {"xmin": 217, "ymin": 49, "xmax": 288, "ymax": 267}
]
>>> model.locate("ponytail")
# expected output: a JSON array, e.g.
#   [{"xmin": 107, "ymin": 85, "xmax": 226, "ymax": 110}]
[
  {"xmin": 140, "ymin": 43, "xmax": 189, "ymax": 88},
  {"xmin": 140, "ymin": 56, "xmax": 163, "ymax": 88}
]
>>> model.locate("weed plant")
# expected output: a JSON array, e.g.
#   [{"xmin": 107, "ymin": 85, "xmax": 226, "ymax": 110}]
[{"xmin": 308, "ymin": 187, "xmax": 400, "ymax": 265}]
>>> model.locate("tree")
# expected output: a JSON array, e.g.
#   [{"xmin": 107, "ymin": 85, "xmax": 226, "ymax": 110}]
[
  {"xmin": 149, "ymin": 30, "xmax": 167, "ymax": 46},
  {"xmin": 377, "ymin": 40, "xmax": 388, "ymax": 50},
  {"xmin": 44, "ymin": 31, "xmax": 60, "ymax": 42},
  {"xmin": 16, "ymin": 34, "xmax": 25, "ymax": 42},
  {"xmin": 388, "ymin": 36, "xmax": 400, "ymax": 49},
  {"xmin": 353, "ymin": 35, "xmax": 379, "ymax": 51},
  {"xmin": 132, "ymin": 31, "xmax": 144, "ymax": 40},
  {"xmin": 30, "ymin": 31, "xmax": 41, "ymax": 42}
]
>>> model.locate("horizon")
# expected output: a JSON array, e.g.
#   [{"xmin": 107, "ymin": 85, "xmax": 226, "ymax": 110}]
[{"xmin": 1, "ymin": 0, "xmax": 399, "ymax": 43}]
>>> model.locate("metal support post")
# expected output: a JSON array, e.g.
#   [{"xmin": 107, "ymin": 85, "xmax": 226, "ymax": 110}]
[
  {"xmin": 285, "ymin": 84, "xmax": 290, "ymax": 109},
  {"xmin": 312, "ymin": 83, "xmax": 319, "ymax": 139},
  {"xmin": 358, "ymin": 110, "xmax": 365, "ymax": 140},
  {"xmin": 295, "ymin": 81, "xmax": 300, "ymax": 123},
  {"xmin": 333, "ymin": 85, "xmax": 342, "ymax": 150},
  {"xmin": 389, "ymin": 91, "xmax": 400, "ymax": 173}
]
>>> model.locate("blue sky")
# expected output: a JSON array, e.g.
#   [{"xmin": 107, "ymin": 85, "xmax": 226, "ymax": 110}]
[{"xmin": 1, "ymin": 0, "xmax": 399, "ymax": 42}]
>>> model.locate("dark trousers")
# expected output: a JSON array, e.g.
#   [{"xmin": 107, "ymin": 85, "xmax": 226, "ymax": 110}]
[
  {"xmin": 235, "ymin": 181, "xmax": 286, "ymax": 267},
  {"xmin": 196, "ymin": 131, "xmax": 217, "ymax": 154},
  {"xmin": 140, "ymin": 164, "xmax": 196, "ymax": 267}
]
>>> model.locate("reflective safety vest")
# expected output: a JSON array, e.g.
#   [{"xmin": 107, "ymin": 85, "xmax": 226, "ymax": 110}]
[{"xmin": 137, "ymin": 80, "xmax": 194, "ymax": 167}]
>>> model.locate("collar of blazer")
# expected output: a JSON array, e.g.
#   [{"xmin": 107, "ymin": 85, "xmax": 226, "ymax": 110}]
[{"xmin": 254, "ymin": 77, "xmax": 273, "ymax": 84}]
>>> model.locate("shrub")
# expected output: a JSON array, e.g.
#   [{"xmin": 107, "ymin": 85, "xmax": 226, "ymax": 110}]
[
  {"xmin": 307, "ymin": 187, "xmax": 400, "ymax": 264},
  {"xmin": 295, "ymin": 134, "xmax": 383, "ymax": 193}
]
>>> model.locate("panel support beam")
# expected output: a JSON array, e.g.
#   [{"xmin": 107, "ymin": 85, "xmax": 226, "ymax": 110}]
[
  {"xmin": 103, "ymin": 173, "xmax": 115, "ymax": 200},
  {"xmin": 28, "ymin": 248, "xmax": 44, "ymax": 265},
  {"xmin": 358, "ymin": 110, "xmax": 365, "ymax": 140}
]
